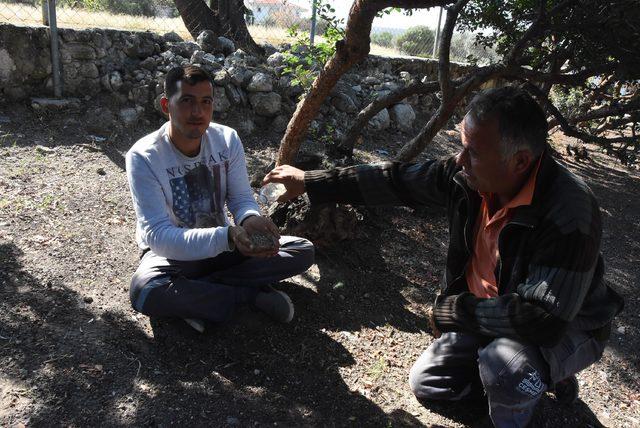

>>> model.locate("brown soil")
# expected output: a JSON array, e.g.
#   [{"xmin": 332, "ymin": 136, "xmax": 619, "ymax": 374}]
[{"xmin": 0, "ymin": 101, "xmax": 638, "ymax": 427}]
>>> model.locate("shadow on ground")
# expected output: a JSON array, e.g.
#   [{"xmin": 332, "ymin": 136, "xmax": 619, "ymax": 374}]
[{"xmin": 0, "ymin": 242, "xmax": 424, "ymax": 426}]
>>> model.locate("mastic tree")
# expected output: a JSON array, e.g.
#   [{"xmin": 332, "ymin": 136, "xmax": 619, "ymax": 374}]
[
  {"xmin": 395, "ymin": 25, "xmax": 435, "ymax": 56},
  {"xmin": 276, "ymin": 0, "xmax": 640, "ymax": 166}
]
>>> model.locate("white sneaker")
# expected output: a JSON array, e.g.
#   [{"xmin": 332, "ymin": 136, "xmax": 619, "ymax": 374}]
[{"xmin": 184, "ymin": 318, "xmax": 205, "ymax": 333}]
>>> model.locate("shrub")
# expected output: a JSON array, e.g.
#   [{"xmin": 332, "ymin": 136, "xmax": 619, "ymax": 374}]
[
  {"xmin": 396, "ymin": 26, "xmax": 435, "ymax": 56},
  {"xmin": 371, "ymin": 31, "xmax": 394, "ymax": 48}
]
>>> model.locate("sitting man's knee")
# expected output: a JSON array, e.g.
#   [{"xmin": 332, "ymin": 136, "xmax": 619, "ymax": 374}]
[
  {"xmin": 290, "ymin": 237, "xmax": 315, "ymax": 270},
  {"xmin": 478, "ymin": 339, "xmax": 549, "ymax": 406}
]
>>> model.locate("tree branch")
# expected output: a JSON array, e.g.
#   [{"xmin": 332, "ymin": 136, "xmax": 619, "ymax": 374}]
[
  {"xmin": 337, "ymin": 79, "xmax": 441, "ymax": 156},
  {"xmin": 438, "ymin": 0, "xmax": 469, "ymax": 100},
  {"xmin": 525, "ymin": 82, "xmax": 638, "ymax": 149},
  {"xmin": 548, "ymin": 97, "xmax": 640, "ymax": 128},
  {"xmin": 276, "ymin": 0, "xmax": 456, "ymax": 166}
]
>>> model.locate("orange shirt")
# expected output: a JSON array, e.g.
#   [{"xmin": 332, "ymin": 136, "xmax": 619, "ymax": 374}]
[{"xmin": 465, "ymin": 160, "xmax": 541, "ymax": 298}]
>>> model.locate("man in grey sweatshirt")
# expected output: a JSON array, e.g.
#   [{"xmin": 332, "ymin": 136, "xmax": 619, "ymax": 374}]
[{"xmin": 125, "ymin": 65, "xmax": 314, "ymax": 331}]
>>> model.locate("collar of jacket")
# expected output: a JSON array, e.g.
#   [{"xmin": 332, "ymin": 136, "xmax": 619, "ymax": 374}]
[{"xmin": 451, "ymin": 148, "xmax": 558, "ymax": 230}]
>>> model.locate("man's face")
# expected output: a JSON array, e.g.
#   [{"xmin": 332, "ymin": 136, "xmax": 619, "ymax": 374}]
[
  {"xmin": 162, "ymin": 80, "xmax": 214, "ymax": 141},
  {"xmin": 456, "ymin": 115, "xmax": 516, "ymax": 195}
]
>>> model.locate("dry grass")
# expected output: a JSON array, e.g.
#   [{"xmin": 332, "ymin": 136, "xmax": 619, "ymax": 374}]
[
  {"xmin": 0, "ymin": 2, "xmax": 406, "ymax": 57},
  {"xmin": 0, "ymin": 1, "xmax": 300, "ymax": 46}
]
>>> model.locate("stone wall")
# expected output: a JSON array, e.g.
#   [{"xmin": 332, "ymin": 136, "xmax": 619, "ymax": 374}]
[{"xmin": 0, "ymin": 23, "xmax": 471, "ymax": 134}]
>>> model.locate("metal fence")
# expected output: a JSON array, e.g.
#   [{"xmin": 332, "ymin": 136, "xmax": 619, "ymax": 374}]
[{"xmin": 0, "ymin": 1, "xmax": 441, "ymax": 58}]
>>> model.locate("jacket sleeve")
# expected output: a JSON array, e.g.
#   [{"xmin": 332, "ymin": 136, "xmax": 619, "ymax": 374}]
[
  {"xmin": 303, "ymin": 156, "xmax": 460, "ymax": 208},
  {"xmin": 433, "ymin": 193, "xmax": 603, "ymax": 347}
]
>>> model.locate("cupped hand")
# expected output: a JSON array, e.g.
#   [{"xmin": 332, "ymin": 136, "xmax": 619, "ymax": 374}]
[
  {"xmin": 228, "ymin": 225, "xmax": 276, "ymax": 257},
  {"xmin": 262, "ymin": 165, "xmax": 306, "ymax": 202},
  {"xmin": 237, "ymin": 216, "xmax": 280, "ymax": 256}
]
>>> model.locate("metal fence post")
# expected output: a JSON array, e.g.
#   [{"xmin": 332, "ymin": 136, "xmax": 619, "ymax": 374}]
[
  {"xmin": 42, "ymin": 0, "xmax": 49, "ymax": 25},
  {"xmin": 432, "ymin": 7, "xmax": 443, "ymax": 58},
  {"xmin": 47, "ymin": 0, "xmax": 62, "ymax": 98},
  {"xmin": 310, "ymin": 0, "xmax": 317, "ymax": 46}
]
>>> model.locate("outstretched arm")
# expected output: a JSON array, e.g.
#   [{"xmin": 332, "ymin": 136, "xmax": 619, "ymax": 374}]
[{"xmin": 263, "ymin": 157, "xmax": 460, "ymax": 208}]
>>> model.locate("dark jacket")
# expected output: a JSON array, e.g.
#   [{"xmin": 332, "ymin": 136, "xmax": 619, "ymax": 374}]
[{"xmin": 304, "ymin": 151, "xmax": 623, "ymax": 347}]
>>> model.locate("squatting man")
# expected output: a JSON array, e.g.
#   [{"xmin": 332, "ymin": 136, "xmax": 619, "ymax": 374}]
[
  {"xmin": 264, "ymin": 87, "xmax": 623, "ymax": 427},
  {"xmin": 125, "ymin": 65, "xmax": 314, "ymax": 333}
]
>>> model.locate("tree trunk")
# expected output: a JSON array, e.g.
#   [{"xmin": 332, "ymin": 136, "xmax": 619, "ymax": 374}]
[{"xmin": 173, "ymin": 0, "xmax": 264, "ymax": 56}]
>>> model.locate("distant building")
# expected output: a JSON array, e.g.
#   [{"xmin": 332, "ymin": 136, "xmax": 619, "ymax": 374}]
[{"xmin": 245, "ymin": 0, "xmax": 308, "ymax": 25}]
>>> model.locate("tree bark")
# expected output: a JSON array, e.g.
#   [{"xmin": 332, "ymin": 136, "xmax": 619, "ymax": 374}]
[
  {"xmin": 338, "ymin": 80, "xmax": 441, "ymax": 156},
  {"xmin": 173, "ymin": 0, "xmax": 264, "ymax": 56},
  {"xmin": 275, "ymin": 0, "xmax": 453, "ymax": 166}
]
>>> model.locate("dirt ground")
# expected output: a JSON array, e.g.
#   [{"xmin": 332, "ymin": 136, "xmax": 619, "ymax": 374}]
[{"xmin": 0, "ymin": 100, "xmax": 639, "ymax": 428}]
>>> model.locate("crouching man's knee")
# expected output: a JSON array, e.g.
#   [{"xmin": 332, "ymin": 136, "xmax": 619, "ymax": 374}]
[
  {"xmin": 478, "ymin": 338, "xmax": 550, "ymax": 407},
  {"xmin": 409, "ymin": 359, "xmax": 429, "ymax": 398}
]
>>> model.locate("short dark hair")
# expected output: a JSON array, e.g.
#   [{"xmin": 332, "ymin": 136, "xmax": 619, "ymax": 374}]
[
  {"xmin": 466, "ymin": 86, "xmax": 548, "ymax": 158},
  {"xmin": 164, "ymin": 65, "xmax": 213, "ymax": 99}
]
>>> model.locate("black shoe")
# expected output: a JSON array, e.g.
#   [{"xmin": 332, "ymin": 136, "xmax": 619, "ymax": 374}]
[
  {"xmin": 551, "ymin": 375, "xmax": 579, "ymax": 405},
  {"xmin": 254, "ymin": 286, "xmax": 294, "ymax": 323}
]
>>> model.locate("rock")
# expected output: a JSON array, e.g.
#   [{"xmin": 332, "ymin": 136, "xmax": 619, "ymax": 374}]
[
  {"xmin": 104, "ymin": 71, "xmax": 123, "ymax": 91},
  {"xmin": 224, "ymin": 85, "xmax": 245, "ymax": 106},
  {"xmin": 381, "ymin": 81, "xmax": 401, "ymax": 91},
  {"xmin": 368, "ymin": 108, "xmax": 390, "ymax": 130},
  {"xmin": 35, "ymin": 145, "xmax": 55, "ymax": 154},
  {"xmin": 201, "ymin": 53, "xmax": 222, "ymax": 70},
  {"xmin": 364, "ymin": 76, "xmax": 381, "ymax": 85},
  {"xmin": 213, "ymin": 69, "xmax": 230, "ymax": 86},
  {"xmin": 60, "ymin": 43, "xmax": 96, "ymax": 63},
  {"xmin": 140, "ymin": 57, "xmax": 156, "ymax": 71},
  {"xmin": 267, "ymin": 52, "xmax": 286, "ymax": 67},
  {"xmin": 262, "ymin": 42, "xmax": 277, "ymax": 56},
  {"xmin": 168, "ymin": 41, "xmax": 200, "ymax": 59},
  {"xmin": 352, "ymin": 85, "xmax": 362, "ymax": 92},
  {"xmin": 212, "ymin": 86, "xmax": 231, "ymax": 112},
  {"xmin": 390, "ymin": 103, "xmax": 416, "ymax": 131},
  {"xmin": 217, "ymin": 37, "xmax": 235, "ymax": 56},
  {"xmin": 227, "ymin": 66, "xmax": 247, "ymax": 86},
  {"xmin": 237, "ymin": 119, "xmax": 255, "ymax": 135},
  {"xmin": 0, "ymin": 115, "xmax": 10, "ymax": 124},
  {"xmin": 196, "ymin": 30, "xmax": 218, "ymax": 53},
  {"xmin": 399, "ymin": 71, "xmax": 412, "ymax": 81},
  {"xmin": 160, "ymin": 50, "xmax": 176, "ymax": 62},
  {"xmin": 119, "ymin": 107, "xmax": 142, "ymax": 126},
  {"xmin": 246, "ymin": 72, "xmax": 273, "ymax": 92},
  {"xmin": 78, "ymin": 62, "xmax": 99, "ymax": 79},
  {"xmin": 96, "ymin": 168, "xmax": 106, "ymax": 176},
  {"xmin": 164, "ymin": 31, "xmax": 183, "ymax": 42},
  {"xmin": 249, "ymin": 92, "xmax": 281, "ymax": 117},
  {"xmin": 331, "ymin": 93, "xmax": 358, "ymax": 113},
  {"xmin": 31, "ymin": 97, "xmax": 81, "ymax": 109},
  {"xmin": 83, "ymin": 296, "xmax": 93, "ymax": 303},
  {"xmin": 190, "ymin": 49, "xmax": 205, "ymax": 64},
  {"xmin": 123, "ymin": 35, "xmax": 155, "ymax": 59},
  {"xmin": 272, "ymin": 114, "xmax": 289, "ymax": 132},
  {"xmin": 130, "ymin": 85, "xmax": 151, "ymax": 105}
]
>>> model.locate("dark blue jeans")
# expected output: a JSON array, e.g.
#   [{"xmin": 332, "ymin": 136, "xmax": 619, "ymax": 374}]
[
  {"xmin": 409, "ymin": 331, "xmax": 606, "ymax": 428},
  {"xmin": 130, "ymin": 236, "xmax": 314, "ymax": 322}
]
